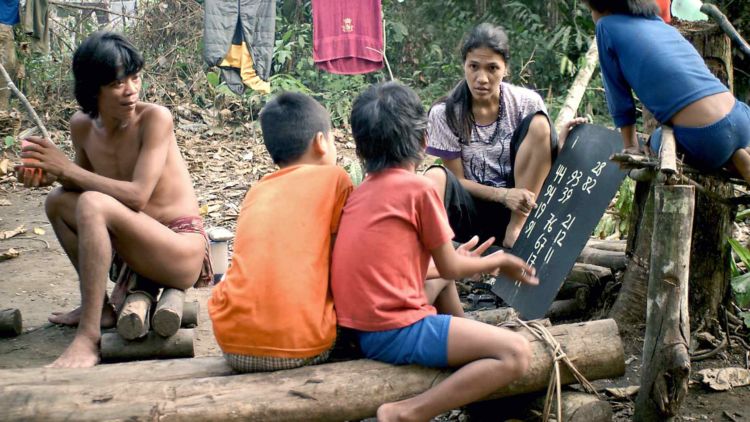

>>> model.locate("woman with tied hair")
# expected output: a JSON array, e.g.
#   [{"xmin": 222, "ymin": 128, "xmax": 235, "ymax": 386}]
[
  {"xmin": 425, "ymin": 23, "xmax": 584, "ymax": 250},
  {"xmin": 584, "ymin": 0, "xmax": 750, "ymax": 182}
]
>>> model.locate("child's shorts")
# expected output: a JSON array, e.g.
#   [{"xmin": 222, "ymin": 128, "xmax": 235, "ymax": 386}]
[
  {"xmin": 357, "ymin": 314, "xmax": 452, "ymax": 368},
  {"xmin": 223, "ymin": 347, "xmax": 332, "ymax": 373},
  {"xmin": 650, "ymin": 100, "xmax": 750, "ymax": 170}
]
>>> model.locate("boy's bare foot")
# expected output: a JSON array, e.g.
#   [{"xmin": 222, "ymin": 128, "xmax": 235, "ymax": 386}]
[
  {"xmin": 376, "ymin": 402, "xmax": 418, "ymax": 422},
  {"xmin": 49, "ymin": 303, "xmax": 116, "ymax": 328},
  {"xmin": 47, "ymin": 334, "xmax": 100, "ymax": 368}
]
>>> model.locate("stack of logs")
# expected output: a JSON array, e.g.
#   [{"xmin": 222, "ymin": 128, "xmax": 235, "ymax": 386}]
[
  {"xmin": 545, "ymin": 238, "xmax": 626, "ymax": 321},
  {"xmin": 104, "ymin": 288, "xmax": 199, "ymax": 361}
]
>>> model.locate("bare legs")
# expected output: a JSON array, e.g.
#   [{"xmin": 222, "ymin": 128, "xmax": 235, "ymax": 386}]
[
  {"xmin": 731, "ymin": 147, "xmax": 750, "ymax": 183},
  {"xmin": 505, "ymin": 114, "xmax": 552, "ymax": 248},
  {"xmin": 425, "ymin": 277, "xmax": 465, "ymax": 317},
  {"xmin": 45, "ymin": 188, "xmax": 206, "ymax": 368},
  {"xmin": 376, "ymin": 318, "xmax": 531, "ymax": 422}
]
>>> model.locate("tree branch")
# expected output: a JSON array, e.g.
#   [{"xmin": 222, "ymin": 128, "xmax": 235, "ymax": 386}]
[
  {"xmin": 0, "ymin": 62, "xmax": 52, "ymax": 142},
  {"xmin": 49, "ymin": 1, "xmax": 144, "ymax": 21}
]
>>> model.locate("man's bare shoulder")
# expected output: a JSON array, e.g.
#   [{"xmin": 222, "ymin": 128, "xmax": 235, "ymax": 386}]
[
  {"xmin": 69, "ymin": 111, "xmax": 94, "ymax": 146},
  {"xmin": 137, "ymin": 102, "xmax": 173, "ymax": 126}
]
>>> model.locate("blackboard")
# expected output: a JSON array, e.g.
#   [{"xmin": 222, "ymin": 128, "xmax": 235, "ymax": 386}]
[{"xmin": 492, "ymin": 124, "xmax": 627, "ymax": 319}]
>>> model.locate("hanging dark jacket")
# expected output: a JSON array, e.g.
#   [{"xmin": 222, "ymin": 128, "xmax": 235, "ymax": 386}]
[{"xmin": 203, "ymin": 0, "xmax": 275, "ymax": 85}]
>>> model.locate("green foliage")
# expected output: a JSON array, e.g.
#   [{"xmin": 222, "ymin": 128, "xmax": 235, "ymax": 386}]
[
  {"xmin": 4, "ymin": 136, "xmax": 14, "ymax": 148},
  {"xmin": 346, "ymin": 161, "xmax": 364, "ymax": 186},
  {"xmin": 728, "ymin": 239, "xmax": 750, "ymax": 310},
  {"xmin": 593, "ymin": 178, "xmax": 634, "ymax": 239}
]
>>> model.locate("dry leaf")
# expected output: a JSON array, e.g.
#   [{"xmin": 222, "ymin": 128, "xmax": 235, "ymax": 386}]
[
  {"xmin": 0, "ymin": 199, "xmax": 10, "ymax": 206},
  {"xmin": 33, "ymin": 227, "xmax": 45, "ymax": 235},
  {"xmin": 697, "ymin": 368, "xmax": 750, "ymax": 391},
  {"xmin": 199, "ymin": 204, "xmax": 209, "ymax": 216},
  {"xmin": 605, "ymin": 386, "xmax": 639, "ymax": 398},
  {"xmin": 0, "ymin": 225, "xmax": 26, "ymax": 240},
  {"xmin": 0, "ymin": 248, "xmax": 19, "ymax": 261},
  {"xmin": 0, "ymin": 158, "xmax": 9, "ymax": 174}
]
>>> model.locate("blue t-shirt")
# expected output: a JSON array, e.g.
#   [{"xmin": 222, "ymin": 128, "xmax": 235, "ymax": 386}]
[
  {"xmin": 0, "ymin": 0, "xmax": 20, "ymax": 25},
  {"xmin": 596, "ymin": 14, "xmax": 728, "ymax": 128}
]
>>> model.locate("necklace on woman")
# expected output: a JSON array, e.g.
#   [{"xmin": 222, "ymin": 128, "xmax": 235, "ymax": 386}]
[{"xmin": 471, "ymin": 84, "xmax": 504, "ymax": 144}]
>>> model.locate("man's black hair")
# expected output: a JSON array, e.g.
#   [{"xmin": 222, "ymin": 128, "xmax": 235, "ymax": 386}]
[
  {"xmin": 72, "ymin": 31, "xmax": 144, "ymax": 118},
  {"xmin": 350, "ymin": 82, "xmax": 426, "ymax": 173},
  {"xmin": 584, "ymin": 0, "xmax": 660, "ymax": 16},
  {"xmin": 259, "ymin": 92, "xmax": 331, "ymax": 166}
]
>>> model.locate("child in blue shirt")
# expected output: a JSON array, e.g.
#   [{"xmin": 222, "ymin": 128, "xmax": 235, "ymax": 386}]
[{"xmin": 584, "ymin": 0, "xmax": 750, "ymax": 179}]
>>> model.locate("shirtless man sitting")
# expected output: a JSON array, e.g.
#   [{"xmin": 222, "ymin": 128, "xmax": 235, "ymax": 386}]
[{"xmin": 15, "ymin": 31, "xmax": 212, "ymax": 368}]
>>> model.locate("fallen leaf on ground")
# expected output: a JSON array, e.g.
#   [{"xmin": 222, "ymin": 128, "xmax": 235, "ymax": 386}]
[
  {"xmin": 605, "ymin": 386, "xmax": 639, "ymax": 398},
  {"xmin": 0, "ymin": 225, "xmax": 26, "ymax": 240},
  {"xmin": 0, "ymin": 158, "xmax": 9, "ymax": 174},
  {"xmin": 696, "ymin": 368, "xmax": 750, "ymax": 391},
  {"xmin": 0, "ymin": 199, "xmax": 10, "ymax": 206},
  {"xmin": 33, "ymin": 227, "xmax": 45, "ymax": 235},
  {"xmin": 0, "ymin": 248, "xmax": 19, "ymax": 261}
]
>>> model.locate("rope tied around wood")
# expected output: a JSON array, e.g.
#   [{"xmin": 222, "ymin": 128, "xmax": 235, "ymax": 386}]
[{"xmin": 513, "ymin": 319, "xmax": 601, "ymax": 422}]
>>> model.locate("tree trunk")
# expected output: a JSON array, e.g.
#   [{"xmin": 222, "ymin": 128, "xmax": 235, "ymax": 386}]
[
  {"xmin": 0, "ymin": 320, "xmax": 625, "ymax": 422},
  {"xmin": 635, "ymin": 185, "xmax": 694, "ymax": 421},
  {"xmin": 609, "ymin": 180, "xmax": 655, "ymax": 327}
]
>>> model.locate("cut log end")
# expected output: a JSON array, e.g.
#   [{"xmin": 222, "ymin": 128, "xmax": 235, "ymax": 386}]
[
  {"xmin": 153, "ymin": 288, "xmax": 186, "ymax": 337},
  {"xmin": 117, "ymin": 292, "xmax": 152, "ymax": 340},
  {"xmin": 0, "ymin": 308, "xmax": 22, "ymax": 337}
]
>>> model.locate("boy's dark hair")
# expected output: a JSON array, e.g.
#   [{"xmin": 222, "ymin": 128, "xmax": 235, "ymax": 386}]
[
  {"xmin": 350, "ymin": 82, "xmax": 426, "ymax": 173},
  {"xmin": 584, "ymin": 0, "xmax": 660, "ymax": 16},
  {"xmin": 442, "ymin": 24, "xmax": 510, "ymax": 144},
  {"xmin": 72, "ymin": 32, "xmax": 144, "ymax": 118},
  {"xmin": 259, "ymin": 92, "xmax": 331, "ymax": 166}
]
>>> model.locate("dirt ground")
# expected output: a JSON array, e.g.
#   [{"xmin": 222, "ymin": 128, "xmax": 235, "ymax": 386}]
[{"xmin": 2, "ymin": 186, "xmax": 750, "ymax": 421}]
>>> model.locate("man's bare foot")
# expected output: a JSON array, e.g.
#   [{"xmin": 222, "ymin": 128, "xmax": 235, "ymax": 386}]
[
  {"xmin": 46, "ymin": 334, "xmax": 100, "ymax": 368},
  {"xmin": 49, "ymin": 303, "xmax": 116, "ymax": 328}
]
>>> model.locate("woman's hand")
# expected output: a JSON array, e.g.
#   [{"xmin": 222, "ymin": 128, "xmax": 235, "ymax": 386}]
[
  {"xmin": 501, "ymin": 187, "xmax": 537, "ymax": 215},
  {"xmin": 19, "ymin": 136, "xmax": 72, "ymax": 180},
  {"xmin": 559, "ymin": 117, "xmax": 588, "ymax": 146}
]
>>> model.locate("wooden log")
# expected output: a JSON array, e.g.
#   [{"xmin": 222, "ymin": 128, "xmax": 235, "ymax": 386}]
[
  {"xmin": 101, "ymin": 329, "xmax": 195, "ymax": 362},
  {"xmin": 585, "ymin": 238, "xmax": 627, "ymax": 253},
  {"xmin": 181, "ymin": 300, "xmax": 198, "ymax": 328},
  {"xmin": 0, "ymin": 320, "xmax": 625, "ymax": 422},
  {"xmin": 465, "ymin": 307, "xmax": 517, "ymax": 325},
  {"xmin": 558, "ymin": 263, "xmax": 612, "ymax": 300},
  {"xmin": 546, "ymin": 298, "xmax": 585, "ymax": 321},
  {"xmin": 152, "ymin": 288, "xmax": 185, "ymax": 337},
  {"xmin": 576, "ymin": 247, "xmax": 627, "ymax": 271},
  {"xmin": 0, "ymin": 308, "xmax": 21, "ymax": 337},
  {"xmin": 635, "ymin": 185, "xmax": 694, "ymax": 421},
  {"xmin": 116, "ymin": 291, "xmax": 152, "ymax": 340},
  {"xmin": 470, "ymin": 390, "xmax": 613, "ymax": 422}
]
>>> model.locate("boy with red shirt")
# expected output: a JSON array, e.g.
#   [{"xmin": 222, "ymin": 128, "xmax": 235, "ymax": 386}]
[{"xmin": 331, "ymin": 82, "xmax": 539, "ymax": 421}]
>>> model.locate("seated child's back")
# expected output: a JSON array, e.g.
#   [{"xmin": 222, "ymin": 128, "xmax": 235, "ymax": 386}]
[{"xmin": 209, "ymin": 93, "xmax": 352, "ymax": 371}]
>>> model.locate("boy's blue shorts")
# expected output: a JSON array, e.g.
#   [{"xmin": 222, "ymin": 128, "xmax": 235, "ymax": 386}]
[
  {"xmin": 357, "ymin": 314, "xmax": 452, "ymax": 368},
  {"xmin": 650, "ymin": 100, "xmax": 750, "ymax": 170}
]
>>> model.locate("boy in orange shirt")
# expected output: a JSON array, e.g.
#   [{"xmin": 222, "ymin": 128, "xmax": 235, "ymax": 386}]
[{"xmin": 208, "ymin": 93, "xmax": 352, "ymax": 372}]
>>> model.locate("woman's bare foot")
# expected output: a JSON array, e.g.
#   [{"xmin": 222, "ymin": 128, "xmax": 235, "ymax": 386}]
[
  {"xmin": 49, "ymin": 303, "xmax": 116, "ymax": 328},
  {"xmin": 47, "ymin": 334, "xmax": 100, "ymax": 368}
]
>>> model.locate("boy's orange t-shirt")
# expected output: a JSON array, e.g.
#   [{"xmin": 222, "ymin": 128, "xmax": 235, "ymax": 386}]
[{"xmin": 208, "ymin": 164, "xmax": 353, "ymax": 358}]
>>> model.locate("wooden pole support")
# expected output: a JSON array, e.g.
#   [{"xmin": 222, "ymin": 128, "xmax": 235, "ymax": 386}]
[
  {"xmin": 658, "ymin": 126, "xmax": 677, "ymax": 175},
  {"xmin": 0, "ymin": 308, "xmax": 22, "ymax": 337},
  {"xmin": 181, "ymin": 300, "xmax": 199, "ymax": 328},
  {"xmin": 635, "ymin": 185, "xmax": 694, "ymax": 421},
  {"xmin": 117, "ymin": 291, "xmax": 153, "ymax": 340},
  {"xmin": 152, "ymin": 288, "xmax": 186, "ymax": 337},
  {"xmin": 101, "ymin": 329, "xmax": 195, "ymax": 362}
]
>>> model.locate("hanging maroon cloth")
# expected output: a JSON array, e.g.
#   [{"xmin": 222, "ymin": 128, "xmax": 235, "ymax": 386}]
[{"xmin": 312, "ymin": 0, "xmax": 384, "ymax": 75}]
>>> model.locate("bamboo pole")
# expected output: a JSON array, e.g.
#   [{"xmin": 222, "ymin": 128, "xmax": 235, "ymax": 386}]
[{"xmin": 554, "ymin": 40, "xmax": 599, "ymax": 139}]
